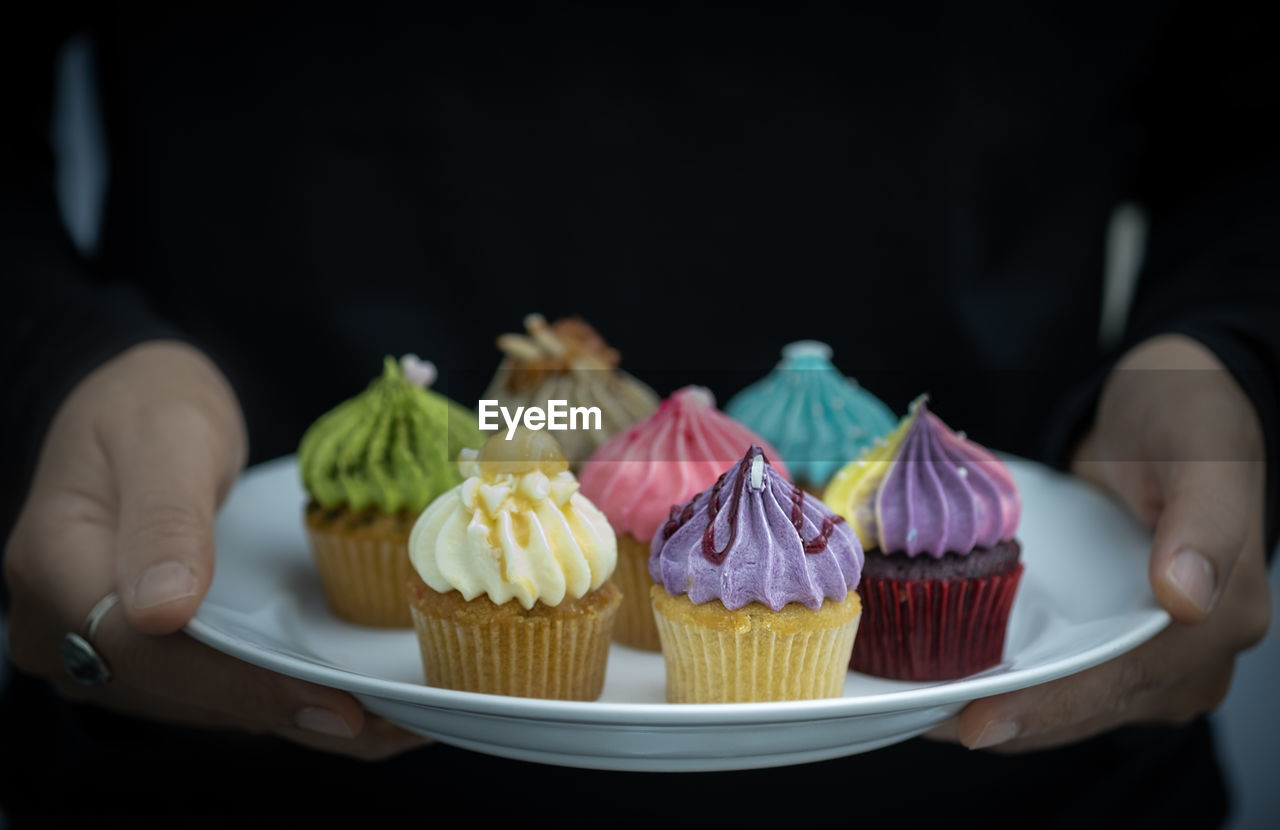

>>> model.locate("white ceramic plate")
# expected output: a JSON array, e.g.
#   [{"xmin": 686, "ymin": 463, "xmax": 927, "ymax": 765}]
[{"xmin": 186, "ymin": 455, "xmax": 1169, "ymax": 772}]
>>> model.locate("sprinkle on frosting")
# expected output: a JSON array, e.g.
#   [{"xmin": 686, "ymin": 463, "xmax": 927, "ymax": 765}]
[
  {"xmin": 578, "ymin": 385, "xmax": 790, "ymax": 541},
  {"xmin": 822, "ymin": 395, "xmax": 1021, "ymax": 557},
  {"xmin": 749, "ymin": 454, "xmax": 765, "ymax": 490},
  {"xmin": 298, "ymin": 356, "xmax": 484, "ymax": 514},
  {"xmin": 724, "ymin": 341, "xmax": 896, "ymax": 489},
  {"xmin": 399, "ymin": 354, "xmax": 438, "ymax": 388},
  {"xmin": 649, "ymin": 446, "xmax": 862, "ymax": 611},
  {"xmin": 494, "ymin": 313, "xmax": 622, "ymax": 378},
  {"xmin": 408, "ymin": 429, "xmax": 617, "ymax": 609}
]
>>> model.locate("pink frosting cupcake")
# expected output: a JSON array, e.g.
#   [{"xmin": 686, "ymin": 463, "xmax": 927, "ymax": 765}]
[{"xmin": 579, "ymin": 386, "xmax": 788, "ymax": 649}]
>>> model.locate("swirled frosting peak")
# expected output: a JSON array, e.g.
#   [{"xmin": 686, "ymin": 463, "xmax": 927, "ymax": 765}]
[
  {"xmin": 298, "ymin": 356, "xmax": 484, "ymax": 514},
  {"xmin": 725, "ymin": 341, "xmax": 897, "ymax": 489},
  {"xmin": 578, "ymin": 385, "xmax": 790, "ymax": 541},
  {"xmin": 649, "ymin": 446, "xmax": 863, "ymax": 611},
  {"xmin": 408, "ymin": 428, "xmax": 617, "ymax": 609},
  {"xmin": 823, "ymin": 396, "xmax": 1020, "ymax": 557}
]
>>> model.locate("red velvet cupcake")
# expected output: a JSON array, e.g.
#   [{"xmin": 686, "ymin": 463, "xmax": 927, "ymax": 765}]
[{"xmin": 823, "ymin": 396, "xmax": 1023, "ymax": 681}]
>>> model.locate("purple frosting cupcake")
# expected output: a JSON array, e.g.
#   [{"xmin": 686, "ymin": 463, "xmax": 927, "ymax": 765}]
[
  {"xmin": 650, "ymin": 446, "xmax": 863, "ymax": 610},
  {"xmin": 824, "ymin": 396, "xmax": 1025, "ymax": 681},
  {"xmin": 648, "ymin": 446, "xmax": 865, "ymax": 702}
]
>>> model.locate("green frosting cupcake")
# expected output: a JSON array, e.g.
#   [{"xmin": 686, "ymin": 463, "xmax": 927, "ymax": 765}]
[{"xmin": 299, "ymin": 356, "xmax": 485, "ymax": 515}]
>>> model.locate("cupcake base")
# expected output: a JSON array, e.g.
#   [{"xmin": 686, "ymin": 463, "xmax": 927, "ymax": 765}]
[
  {"xmin": 651, "ymin": 587, "xmax": 861, "ymax": 703},
  {"xmin": 851, "ymin": 541, "xmax": 1023, "ymax": 681},
  {"xmin": 409, "ymin": 573, "xmax": 622, "ymax": 700},
  {"xmin": 610, "ymin": 533, "xmax": 662, "ymax": 651},
  {"xmin": 305, "ymin": 503, "xmax": 416, "ymax": 628}
]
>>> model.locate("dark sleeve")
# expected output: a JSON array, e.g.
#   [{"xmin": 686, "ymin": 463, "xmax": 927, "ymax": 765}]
[
  {"xmin": 1127, "ymin": 3, "xmax": 1280, "ymax": 557},
  {"xmin": 0, "ymin": 13, "xmax": 183, "ymax": 569},
  {"xmin": 1040, "ymin": 3, "xmax": 1280, "ymax": 558}
]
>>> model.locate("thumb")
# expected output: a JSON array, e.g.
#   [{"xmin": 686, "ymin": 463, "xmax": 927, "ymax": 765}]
[
  {"xmin": 113, "ymin": 402, "xmax": 241, "ymax": 635},
  {"xmin": 1148, "ymin": 458, "xmax": 1259, "ymax": 623}
]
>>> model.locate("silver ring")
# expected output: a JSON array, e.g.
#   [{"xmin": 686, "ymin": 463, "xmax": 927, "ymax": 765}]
[{"xmin": 60, "ymin": 592, "xmax": 120, "ymax": 686}]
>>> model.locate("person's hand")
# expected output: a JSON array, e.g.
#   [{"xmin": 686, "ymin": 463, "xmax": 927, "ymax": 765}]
[
  {"xmin": 4, "ymin": 340, "xmax": 428, "ymax": 759},
  {"xmin": 929, "ymin": 333, "xmax": 1272, "ymax": 751}
]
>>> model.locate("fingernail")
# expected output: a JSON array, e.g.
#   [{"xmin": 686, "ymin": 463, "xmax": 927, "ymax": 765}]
[
  {"xmin": 1167, "ymin": 549, "xmax": 1216, "ymax": 614},
  {"xmin": 132, "ymin": 561, "xmax": 198, "ymax": 609},
  {"xmin": 969, "ymin": 719, "xmax": 1019, "ymax": 750},
  {"xmin": 295, "ymin": 707, "xmax": 357, "ymax": 738}
]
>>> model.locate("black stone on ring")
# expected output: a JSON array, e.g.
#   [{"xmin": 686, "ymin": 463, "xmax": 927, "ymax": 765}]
[
  {"xmin": 60, "ymin": 633, "xmax": 112, "ymax": 686},
  {"xmin": 60, "ymin": 593, "xmax": 119, "ymax": 686}
]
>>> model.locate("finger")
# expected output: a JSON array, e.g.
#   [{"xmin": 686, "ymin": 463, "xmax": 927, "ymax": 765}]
[
  {"xmin": 921, "ymin": 717, "xmax": 959, "ymax": 742},
  {"xmin": 110, "ymin": 401, "xmax": 239, "ymax": 634},
  {"xmin": 2, "ymin": 490, "xmax": 123, "ymax": 675},
  {"xmin": 949, "ymin": 635, "xmax": 1186, "ymax": 751},
  {"xmin": 950, "ymin": 532, "xmax": 1267, "ymax": 754},
  {"xmin": 9, "ymin": 461, "xmax": 385, "ymax": 756},
  {"xmin": 962, "ymin": 658, "xmax": 1237, "ymax": 754},
  {"xmin": 52, "ymin": 677, "xmax": 433, "ymax": 760},
  {"xmin": 39, "ymin": 564, "xmax": 406, "ymax": 758},
  {"xmin": 89, "ymin": 603, "xmax": 369, "ymax": 739},
  {"xmin": 273, "ymin": 715, "xmax": 435, "ymax": 761},
  {"xmin": 1147, "ymin": 459, "xmax": 1260, "ymax": 622}
]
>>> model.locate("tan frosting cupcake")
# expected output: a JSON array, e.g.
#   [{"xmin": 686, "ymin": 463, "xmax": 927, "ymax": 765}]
[
  {"xmin": 407, "ymin": 428, "xmax": 621, "ymax": 700},
  {"xmin": 483, "ymin": 313, "xmax": 659, "ymax": 470}
]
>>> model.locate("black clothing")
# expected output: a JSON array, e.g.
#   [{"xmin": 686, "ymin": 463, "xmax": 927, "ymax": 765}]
[
  {"xmin": 0, "ymin": 668, "xmax": 1232, "ymax": 829},
  {"xmin": 2, "ymin": 4, "xmax": 1275, "ymax": 827}
]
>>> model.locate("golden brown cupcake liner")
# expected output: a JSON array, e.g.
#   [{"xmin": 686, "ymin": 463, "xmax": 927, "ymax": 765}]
[
  {"xmin": 651, "ymin": 587, "xmax": 861, "ymax": 703},
  {"xmin": 304, "ymin": 507, "xmax": 415, "ymax": 628},
  {"xmin": 409, "ymin": 576, "xmax": 622, "ymax": 701},
  {"xmin": 610, "ymin": 533, "xmax": 663, "ymax": 651}
]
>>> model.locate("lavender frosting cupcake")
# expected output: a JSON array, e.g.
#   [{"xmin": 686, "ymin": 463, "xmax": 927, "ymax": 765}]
[
  {"xmin": 648, "ymin": 446, "xmax": 864, "ymax": 702},
  {"xmin": 824, "ymin": 395, "xmax": 1024, "ymax": 681}
]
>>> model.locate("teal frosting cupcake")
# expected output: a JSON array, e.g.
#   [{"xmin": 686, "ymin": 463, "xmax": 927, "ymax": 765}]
[{"xmin": 725, "ymin": 341, "xmax": 896, "ymax": 492}]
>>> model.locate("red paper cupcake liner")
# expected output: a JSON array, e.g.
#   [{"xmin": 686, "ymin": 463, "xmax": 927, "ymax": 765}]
[{"xmin": 850, "ymin": 564, "xmax": 1024, "ymax": 682}]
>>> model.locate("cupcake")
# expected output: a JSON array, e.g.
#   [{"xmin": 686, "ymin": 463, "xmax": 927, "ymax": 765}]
[
  {"xmin": 298, "ymin": 355, "xmax": 484, "ymax": 627},
  {"xmin": 823, "ymin": 395, "xmax": 1023, "ymax": 681},
  {"xmin": 406, "ymin": 428, "xmax": 621, "ymax": 700},
  {"xmin": 483, "ymin": 313, "xmax": 659, "ymax": 469},
  {"xmin": 648, "ymin": 446, "xmax": 864, "ymax": 703},
  {"xmin": 578, "ymin": 385, "xmax": 789, "ymax": 651},
  {"xmin": 725, "ymin": 340, "xmax": 896, "ymax": 497}
]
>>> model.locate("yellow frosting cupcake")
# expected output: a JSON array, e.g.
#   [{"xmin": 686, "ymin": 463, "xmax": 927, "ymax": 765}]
[{"xmin": 407, "ymin": 428, "xmax": 621, "ymax": 700}]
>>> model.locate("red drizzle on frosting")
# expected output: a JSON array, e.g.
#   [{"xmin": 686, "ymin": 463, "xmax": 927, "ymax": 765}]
[
  {"xmin": 666, "ymin": 447, "xmax": 845, "ymax": 565},
  {"xmin": 661, "ymin": 498, "xmax": 700, "ymax": 542},
  {"xmin": 701, "ymin": 457, "xmax": 748, "ymax": 565},
  {"xmin": 789, "ymin": 485, "xmax": 844, "ymax": 553}
]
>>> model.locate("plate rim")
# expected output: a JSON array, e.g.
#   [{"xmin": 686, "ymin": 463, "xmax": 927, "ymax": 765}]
[
  {"xmin": 188, "ymin": 452, "xmax": 1170, "ymax": 726},
  {"xmin": 185, "ymin": 611, "xmax": 1169, "ymax": 724}
]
